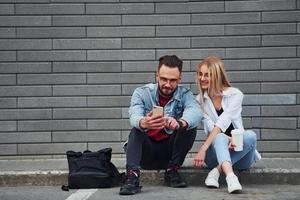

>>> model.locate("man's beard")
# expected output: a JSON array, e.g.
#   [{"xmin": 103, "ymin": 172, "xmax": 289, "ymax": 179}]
[{"xmin": 158, "ymin": 84, "xmax": 177, "ymax": 97}]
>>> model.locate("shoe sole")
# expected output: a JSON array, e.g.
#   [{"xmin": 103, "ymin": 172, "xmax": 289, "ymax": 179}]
[{"xmin": 119, "ymin": 186, "xmax": 142, "ymax": 195}]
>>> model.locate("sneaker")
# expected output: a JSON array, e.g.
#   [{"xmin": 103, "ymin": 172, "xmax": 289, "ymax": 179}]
[
  {"xmin": 254, "ymin": 149, "xmax": 262, "ymax": 162},
  {"xmin": 119, "ymin": 168, "xmax": 142, "ymax": 195},
  {"xmin": 205, "ymin": 168, "xmax": 220, "ymax": 188},
  {"xmin": 226, "ymin": 173, "xmax": 242, "ymax": 193},
  {"xmin": 164, "ymin": 166, "xmax": 187, "ymax": 188}
]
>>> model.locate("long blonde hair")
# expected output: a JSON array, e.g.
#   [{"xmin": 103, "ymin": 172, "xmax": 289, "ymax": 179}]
[{"xmin": 196, "ymin": 56, "xmax": 231, "ymax": 107}]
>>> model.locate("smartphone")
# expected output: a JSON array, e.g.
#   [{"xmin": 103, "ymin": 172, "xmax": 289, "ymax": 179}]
[{"xmin": 152, "ymin": 106, "xmax": 163, "ymax": 117}]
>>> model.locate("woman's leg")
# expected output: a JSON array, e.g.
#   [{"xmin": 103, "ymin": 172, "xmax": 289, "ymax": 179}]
[{"xmin": 231, "ymin": 130, "xmax": 257, "ymax": 170}]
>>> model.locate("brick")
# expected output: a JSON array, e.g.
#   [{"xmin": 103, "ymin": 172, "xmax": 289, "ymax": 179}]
[
  {"xmin": 17, "ymin": 50, "xmax": 86, "ymax": 61},
  {"xmin": 0, "ymin": 28, "xmax": 15, "ymax": 38},
  {"xmin": 18, "ymin": 143, "xmax": 87, "ymax": 155},
  {"xmin": 262, "ymin": 106, "xmax": 300, "ymax": 117},
  {"xmin": 17, "ymin": 27, "xmax": 86, "ymax": 38},
  {"xmin": 0, "ymin": 144, "xmax": 17, "ymax": 155},
  {"xmin": 262, "ymin": 35, "xmax": 300, "ymax": 46},
  {"xmin": 122, "ymin": 14, "xmax": 190, "ymax": 25},
  {"xmin": 53, "ymin": 85, "xmax": 121, "ymax": 96},
  {"xmin": 261, "ymin": 129, "xmax": 300, "ymax": 140},
  {"xmin": 222, "ymin": 59, "xmax": 260, "ymax": 71},
  {"xmin": 0, "ymin": 98, "xmax": 16, "ymax": 108},
  {"xmin": 88, "ymin": 142, "xmax": 124, "ymax": 153},
  {"xmin": 298, "ymin": 22, "xmax": 300, "ymax": 33},
  {"xmin": 52, "ymin": 131, "xmax": 121, "ymax": 142},
  {"xmin": 87, "ymin": 50, "xmax": 155, "ymax": 61},
  {"xmin": 225, "ymin": 23, "xmax": 296, "ymax": 35},
  {"xmin": 0, "ymin": 62, "xmax": 51, "ymax": 73},
  {"xmin": 0, "ymin": 39, "xmax": 51, "ymax": 50},
  {"xmin": 0, "ymin": 75, "xmax": 16, "ymax": 85},
  {"xmin": 16, "ymin": 4, "xmax": 84, "ymax": 15},
  {"xmin": 156, "ymin": 25, "xmax": 224, "ymax": 37},
  {"xmin": 0, "ymin": 121, "xmax": 16, "ymax": 132},
  {"xmin": 120, "ymin": 0, "xmax": 187, "ymax": 2},
  {"xmin": 157, "ymin": 49, "xmax": 225, "ymax": 60},
  {"xmin": 0, "ymin": 4, "xmax": 14, "ymax": 14},
  {"xmin": 262, "ymin": 58, "xmax": 300, "ymax": 70},
  {"xmin": 0, "ymin": 16, "xmax": 51, "ymax": 27},
  {"xmin": 86, "ymin": 3, "xmax": 154, "ymax": 14},
  {"xmin": 242, "ymin": 106, "xmax": 260, "ymax": 117},
  {"xmin": 123, "ymin": 38, "xmax": 190, "ymax": 49},
  {"xmin": 17, "ymin": 74, "xmax": 86, "ymax": 85},
  {"xmin": 192, "ymin": 36, "xmax": 260, "ymax": 48},
  {"xmin": 122, "ymin": 61, "xmax": 157, "ymax": 72},
  {"xmin": 0, "ymin": 51, "xmax": 16, "ymax": 61},
  {"xmin": 0, "ymin": 86, "xmax": 51, "ymax": 97},
  {"xmin": 192, "ymin": 83, "xmax": 261, "ymax": 94},
  {"xmin": 88, "ymin": 119, "xmax": 129, "ymax": 130},
  {"xmin": 192, "ymin": 13, "xmax": 260, "ymax": 24},
  {"xmin": 18, "ymin": 120, "xmax": 87, "ymax": 131},
  {"xmin": 262, "ymin": 82, "xmax": 300, "ymax": 93},
  {"xmin": 226, "ymin": 0, "xmax": 295, "ymax": 12},
  {"xmin": 88, "ymin": 73, "xmax": 155, "ymax": 84},
  {"xmin": 262, "ymin": 11, "xmax": 300, "ymax": 22},
  {"xmin": 53, "ymin": 108, "xmax": 122, "ymax": 119},
  {"xmin": 156, "ymin": 2, "xmax": 224, "ymax": 13},
  {"xmin": 122, "ymin": 107, "xmax": 129, "ymax": 118},
  {"xmin": 258, "ymin": 141, "xmax": 297, "ymax": 152},
  {"xmin": 53, "ymin": 39, "xmax": 121, "ymax": 50},
  {"xmin": 298, "ymin": 94, "xmax": 300, "ymax": 104},
  {"xmin": 18, "ymin": 97, "xmax": 86, "ymax": 108},
  {"xmin": 244, "ymin": 94, "xmax": 296, "ymax": 105},
  {"xmin": 226, "ymin": 47, "xmax": 296, "ymax": 59},
  {"xmin": 87, "ymin": 26, "xmax": 155, "ymax": 38},
  {"xmin": 228, "ymin": 70, "xmax": 296, "ymax": 82},
  {"xmin": 0, "ymin": 109, "xmax": 51, "ymax": 120},
  {"xmin": 0, "ymin": 132, "xmax": 51, "ymax": 143},
  {"xmin": 123, "ymin": 60, "xmax": 190, "ymax": 72},
  {"xmin": 88, "ymin": 96, "xmax": 130, "ymax": 107},
  {"xmin": 51, "ymin": 0, "xmax": 118, "ymax": 2},
  {"xmin": 298, "ymin": 70, "xmax": 300, "ymax": 80},
  {"xmin": 252, "ymin": 117, "xmax": 297, "ymax": 129},
  {"xmin": 53, "ymin": 62, "xmax": 121, "ymax": 73},
  {"xmin": 53, "ymin": 16, "xmax": 121, "ymax": 26}
]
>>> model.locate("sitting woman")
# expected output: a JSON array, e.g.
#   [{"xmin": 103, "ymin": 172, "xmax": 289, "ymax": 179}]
[{"xmin": 193, "ymin": 56, "xmax": 261, "ymax": 193}]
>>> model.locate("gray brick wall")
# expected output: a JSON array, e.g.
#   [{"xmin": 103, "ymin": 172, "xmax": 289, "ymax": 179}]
[{"xmin": 0, "ymin": 0, "xmax": 299, "ymax": 158}]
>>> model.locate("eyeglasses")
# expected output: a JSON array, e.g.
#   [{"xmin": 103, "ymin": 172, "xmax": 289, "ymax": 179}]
[{"xmin": 158, "ymin": 76, "xmax": 179, "ymax": 85}]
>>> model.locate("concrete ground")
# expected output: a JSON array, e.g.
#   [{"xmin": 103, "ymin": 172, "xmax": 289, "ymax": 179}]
[{"xmin": 0, "ymin": 184, "xmax": 300, "ymax": 200}]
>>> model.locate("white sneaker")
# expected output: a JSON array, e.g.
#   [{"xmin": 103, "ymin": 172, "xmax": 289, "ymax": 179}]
[
  {"xmin": 226, "ymin": 173, "xmax": 242, "ymax": 193},
  {"xmin": 205, "ymin": 168, "xmax": 220, "ymax": 188},
  {"xmin": 254, "ymin": 149, "xmax": 262, "ymax": 162}
]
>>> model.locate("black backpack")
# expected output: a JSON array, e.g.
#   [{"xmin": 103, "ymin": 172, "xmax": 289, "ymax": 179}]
[{"xmin": 62, "ymin": 148, "xmax": 125, "ymax": 191}]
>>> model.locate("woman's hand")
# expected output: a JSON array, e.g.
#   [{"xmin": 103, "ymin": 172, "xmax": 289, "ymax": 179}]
[
  {"xmin": 193, "ymin": 148, "xmax": 206, "ymax": 168},
  {"xmin": 228, "ymin": 136, "xmax": 236, "ymax": 150}
]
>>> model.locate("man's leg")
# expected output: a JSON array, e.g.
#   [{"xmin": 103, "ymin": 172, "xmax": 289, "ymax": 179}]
[
  {"xmin": 164, "ymin": 128, "xmax": 197, "ymax": 188},
  {"xmin": 120, "ymin": 128, "xmax": 148, "ymax": 195}
]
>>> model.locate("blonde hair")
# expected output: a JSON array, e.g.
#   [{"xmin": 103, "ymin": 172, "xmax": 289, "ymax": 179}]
[{"xmin": 196, "ymin": 56, "xmax": 231, "ymax": 107}]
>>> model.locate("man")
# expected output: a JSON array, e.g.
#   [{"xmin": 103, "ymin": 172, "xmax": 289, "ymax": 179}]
[{"xmin": 119, "ymin": 55, "xmax": 202, "ymax": 195}]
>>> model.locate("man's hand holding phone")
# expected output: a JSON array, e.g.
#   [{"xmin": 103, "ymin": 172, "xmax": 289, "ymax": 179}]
[{"xmin": 139, "ymin": 106, "xmax": 165, "ymax": 130}]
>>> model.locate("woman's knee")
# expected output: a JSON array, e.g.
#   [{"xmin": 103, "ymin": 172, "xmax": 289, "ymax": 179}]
[
  {"xmin": 212, "ymin": 133, "xmax": 228, "ymax": 147},
  {"xmin": 243, "ymin": 130, "xmax": 257, "ymax": 149}
]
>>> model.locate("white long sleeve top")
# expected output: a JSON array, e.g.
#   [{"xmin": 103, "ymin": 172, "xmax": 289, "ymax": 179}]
[{"xmin": 197, "ymin": 87, "xmax": 244, "ymax": 135}]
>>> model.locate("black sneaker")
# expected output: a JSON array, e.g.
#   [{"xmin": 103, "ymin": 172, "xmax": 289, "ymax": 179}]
[
  {"xmin": 164, "ymin": 166, "xmax": 187, "ymax": 188},
  {"xmin": 119, "ymin": 168, "xmax": 142, "ymax": 195}
]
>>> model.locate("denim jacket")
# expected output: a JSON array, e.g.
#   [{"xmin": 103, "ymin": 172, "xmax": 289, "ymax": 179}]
[{"xmin": 129, "ymin": 83, "xmax": 202, "ymax": 134}]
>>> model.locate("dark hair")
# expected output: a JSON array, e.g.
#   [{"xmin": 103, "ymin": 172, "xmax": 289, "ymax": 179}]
[{"xmin": 158, "ymin": 55, "xmax": 183, "ymax": 73}]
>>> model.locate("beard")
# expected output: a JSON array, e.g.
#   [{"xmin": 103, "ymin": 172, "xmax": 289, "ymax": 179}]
[{"xmin": 158, "ymin": 84, "xmax": 177, "ymax": 97}]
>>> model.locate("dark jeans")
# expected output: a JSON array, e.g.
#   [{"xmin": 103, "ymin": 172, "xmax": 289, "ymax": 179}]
[{"xmin": 125, "ymin": 127, "xmax": 197, "ymax": 170}]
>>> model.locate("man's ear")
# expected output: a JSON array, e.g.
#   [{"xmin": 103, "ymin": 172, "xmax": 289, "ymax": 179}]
[{"xmin": 156, "ymin": 72, "xmax": 159, "ymax": 82}]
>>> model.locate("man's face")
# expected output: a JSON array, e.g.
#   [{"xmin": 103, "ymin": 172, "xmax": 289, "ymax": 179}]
[{"xmin": 156, "ymin": 64, "xmax": 181, "ymax": 97}]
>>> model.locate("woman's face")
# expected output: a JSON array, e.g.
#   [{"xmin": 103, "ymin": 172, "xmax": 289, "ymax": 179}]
[{"xmin": 198, "ymin": 64, "xmax": 211, "ymax": 90}]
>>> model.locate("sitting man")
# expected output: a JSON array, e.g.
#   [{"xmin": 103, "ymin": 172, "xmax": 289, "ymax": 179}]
[{"xmin": 119, "ymin": 55, "xmax": 203, "ymax": 195}]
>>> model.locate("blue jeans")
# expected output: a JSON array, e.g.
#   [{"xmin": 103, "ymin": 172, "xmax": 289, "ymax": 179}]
[{"xmin": 205, "ymin": 130, "xmax": 257, "ymax": 170}]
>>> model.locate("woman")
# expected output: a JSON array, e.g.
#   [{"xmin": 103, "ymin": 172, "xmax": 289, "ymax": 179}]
[{"xmin": 193, "ymin": 56, "xmax": 261, "ymax": 193}]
